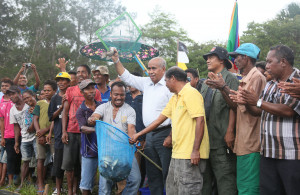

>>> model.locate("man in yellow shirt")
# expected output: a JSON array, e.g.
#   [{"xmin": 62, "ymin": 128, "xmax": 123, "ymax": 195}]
[{"xmin": 131, "ymin": 67, "xmax": 209, "ymax": 194}]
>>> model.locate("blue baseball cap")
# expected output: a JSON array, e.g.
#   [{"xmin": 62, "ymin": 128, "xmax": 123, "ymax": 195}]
[{"xmin": 228, "ymin": 43, "xmax": 260, "ymax": 59}]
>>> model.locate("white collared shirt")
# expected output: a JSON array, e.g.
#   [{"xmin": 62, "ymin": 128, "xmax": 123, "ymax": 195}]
[{"xmin": 120, "ymin": 69, "xmax": 172, "ymax": 127}]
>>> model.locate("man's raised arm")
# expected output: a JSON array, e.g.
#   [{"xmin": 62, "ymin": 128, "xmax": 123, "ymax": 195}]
[
  {"xmin": 31, "ymin": 64, "xmax": 40, "ymax": 90},
  {"xmin": 111, "ymin": 48, "xmax": 125, "ymax": 76},
  {"xmin": 13, "ymin": 64, "xmax": 26, "ymax": 85},
  {"xmin": 111, "ymin": 48, "xmax": 146, "ymax": 91}
]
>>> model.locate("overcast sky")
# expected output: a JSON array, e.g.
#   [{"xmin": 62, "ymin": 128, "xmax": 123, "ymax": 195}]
[{"xmin": 122, "ymin": 0, "xmax": 298, "ymax": 43}]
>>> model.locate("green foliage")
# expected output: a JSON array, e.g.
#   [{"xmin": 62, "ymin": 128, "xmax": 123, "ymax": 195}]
[
  {"xmin": 0, "ymin": 0, "xmax": 125, "ymax": 84},
  {"xmin": 141, "ymin": 7, "xmax": 193, "ymax": 64},
  {"xmin": 0, "ymin": 1, "xmax": 299, "ymax": 84},
  {"xmin": 240, "ymin": 2, "xmax": 300, "ymax": 68}
]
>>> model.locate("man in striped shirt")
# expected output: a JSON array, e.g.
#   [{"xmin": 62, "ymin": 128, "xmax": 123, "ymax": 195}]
[{"xmin": 237, "ymin": 45, "xmax": 300, "ymax": 195}]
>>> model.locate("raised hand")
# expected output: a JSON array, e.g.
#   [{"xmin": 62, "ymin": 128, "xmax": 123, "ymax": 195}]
[
  {"xmin": 239, "ymin": 87, "xmax": 259, "ymax": 106},
  {"xmin": 55, "ymin": 58, "xmax": 68, "ymax": 72},
  {"xmin": 111, "ymin": 48, "xmax": 119, "ymax": 63},
  {"xmin": 31, "ymin": 64, "xmax": 37, "ymax": 72},
  {"xmin": 278, "ymin": 78, "xmax": 300, "ymax": 98},
  {"xmin": 205, "ymin": 72, "xmax": 225, "ymax": 90}
]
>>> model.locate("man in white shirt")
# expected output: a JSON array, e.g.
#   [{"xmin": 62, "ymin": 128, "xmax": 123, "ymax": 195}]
[{"xmin": 112, "ymin": 49, "xmax": 172, "ymax": 194}]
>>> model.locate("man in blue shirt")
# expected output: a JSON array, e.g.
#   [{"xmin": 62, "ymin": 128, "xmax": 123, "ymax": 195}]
[
  {"xmin": 13, "ymin": 63, "xmax": 40, "ymax": 94},
  {"xmin": 92, "ymin": 66, "xmax": 111, "ymax": 103}
]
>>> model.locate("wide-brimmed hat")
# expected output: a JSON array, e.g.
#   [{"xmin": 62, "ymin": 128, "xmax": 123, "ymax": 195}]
[{"xmin": 203, "ymin": 47, "xmax": 232, "ymax": 69}]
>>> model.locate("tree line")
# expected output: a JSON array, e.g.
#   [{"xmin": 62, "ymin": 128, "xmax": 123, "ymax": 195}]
[{"xmin": 0, "ymin": 1, "xmax": 299, "ymax": 83}]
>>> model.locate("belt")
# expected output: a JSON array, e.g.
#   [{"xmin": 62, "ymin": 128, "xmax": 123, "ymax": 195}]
[{"xmin": 152, "ymin": 125, "xmax": 171, "ymax": 133}]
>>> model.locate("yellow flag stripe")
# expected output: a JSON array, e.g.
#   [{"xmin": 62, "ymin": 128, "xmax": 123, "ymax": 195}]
[{"xmin": 178, "ymin": 62, "xmax": 187, "ymax": 70}]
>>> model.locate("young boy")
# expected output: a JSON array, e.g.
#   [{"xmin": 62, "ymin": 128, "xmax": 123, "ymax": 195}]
[
  {"xmin": 76, "ymin": 79, "xmax": 100, "ymax": 195},
  {"xmin": 13, "ymin": 90, "xmax": 37, "ymax": 190},
  {"xmin": 33, "ymin": 80, "xmax": 57, "ymax": 194},
  {"xmin": 0, "ymin": 78, "xmax": 14, "ymax": 186},
  {"xmin": 47, "ymin": 72, "xmax": 71, "ymax": 195},
  {"xmin": 6, "ymin": 86, "xmax": 24, "ymax": 187}
]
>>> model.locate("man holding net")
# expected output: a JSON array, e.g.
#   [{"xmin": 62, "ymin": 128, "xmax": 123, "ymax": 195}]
[{"xmin": 88, "ymin": 81, "xmax": 141, "ymax": 195}]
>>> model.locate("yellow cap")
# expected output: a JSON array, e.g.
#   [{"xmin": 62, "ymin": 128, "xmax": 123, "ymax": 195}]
[{"xmin": 55, "ymin": 72, "xmax": 71, "ymax": 81}]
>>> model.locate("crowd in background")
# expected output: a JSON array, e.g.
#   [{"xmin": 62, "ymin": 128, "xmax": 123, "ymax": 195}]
[{"xmin": 0, "ymin": 43, "xmax": 299, "ymax": 195}]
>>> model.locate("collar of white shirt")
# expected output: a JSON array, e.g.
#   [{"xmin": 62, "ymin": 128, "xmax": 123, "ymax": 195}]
[{"xmin": 148, "ymin": 75, "xmax": 166, "ymax": 86}]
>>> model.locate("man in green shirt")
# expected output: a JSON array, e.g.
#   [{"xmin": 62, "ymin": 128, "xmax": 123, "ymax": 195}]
[
  {"xmin": 33, "ymin": 80, "xmax": 57, "ymax": 194},
  {"xmin": 201, "ymin": 47, "xmax": 239, "ymax": 195}
]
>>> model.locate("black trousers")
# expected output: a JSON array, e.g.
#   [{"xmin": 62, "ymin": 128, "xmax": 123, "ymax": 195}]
[
  {"xmin": 260, "ymin": 156, "xmax": 300, "ymax": 195},
  {"xmin": 144, "ymin": 127, "xmax": 172, "ymax": 195},
  {"xmin": 5, "ymin": 138, "xmax": 21, "ymax": 175}
]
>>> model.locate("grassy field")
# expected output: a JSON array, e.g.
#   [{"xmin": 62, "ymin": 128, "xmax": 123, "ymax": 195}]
[{"xmin": 0, "ymin": 173, "xmax": 101, "ymax": 195}]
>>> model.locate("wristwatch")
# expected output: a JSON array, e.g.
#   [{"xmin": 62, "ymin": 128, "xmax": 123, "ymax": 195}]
[{"xmin": 256, "ymin": 99, "xmax": 263, "ymax": 108}]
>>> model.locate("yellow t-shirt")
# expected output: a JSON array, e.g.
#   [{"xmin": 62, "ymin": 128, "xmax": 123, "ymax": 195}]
[{"xmin": 162, "ymin": 83, "xmax": 209, "ymax": 159}]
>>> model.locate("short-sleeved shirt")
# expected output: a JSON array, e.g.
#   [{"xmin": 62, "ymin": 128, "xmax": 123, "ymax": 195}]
[
  {"xmin": 260, "ymin": 69, "xmax": 300, "ymax": 160},
  {"xmin": 125, "ymin": 93, "xmax": 146, "ymax": 141},
  {"xmin": 19, "ymin": 85, "xmax": 38, "ymax": 94},
  {"xmin": 95, "ymin": 85, "xmax": 111, "ymax": 103},
  {"xmin": 94, "ymin": 102, "xmax": 136, "ymax": 134},
  {"xmin": 200, "ymin": 68, "xmax": 239, "ymax": 149},
  {"xmin": 0, "ymin": 98, "xmax": 15, "ymax": 138},
  {"xmin": 10, "ymin": 103, "xmax": 35, "ymax": 142},
  {"xmin": 66, "ymin": 85, "xmax": 101, "ymax": 133},
  {"xmin": 76, "ymin": 100, "xmax": 101, "ymax": 157},
  {"xmin": 48, "ymin": 94, "xmax": 63, "ymax": 149},
  {"xmin": 32, "ymin": 100, "xmax": 51, "ymax": 136},
  {"xmin": 162, "ymin": 83, "xmax": 209, "ymax": 159},
  {"xmin": 234, "ymin": 67, "xmax": 266, "ymax": 155}
]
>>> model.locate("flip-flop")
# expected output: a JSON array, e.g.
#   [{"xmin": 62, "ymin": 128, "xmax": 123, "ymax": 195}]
[
  {"xmin": 15, "ymin": 187, "xmax": 21, "ymax": 192},
  {"xmin": 52, "ymin": 188, "xmax": 58, "ymax": 195}
]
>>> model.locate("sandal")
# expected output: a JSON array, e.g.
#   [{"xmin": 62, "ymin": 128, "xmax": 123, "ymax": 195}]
[
  {"xmin": 52, "ymin": 188, "xmax": 58, "ymax": 195},
  {"xmin": 15, "ymin": 187, "xmax": 21, "ymax": 192}
]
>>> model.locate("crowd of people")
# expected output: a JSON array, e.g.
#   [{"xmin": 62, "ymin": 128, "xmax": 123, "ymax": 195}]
[{"xmin": 0, "ymin": 43, "xmax": 299, "ymax": 195}]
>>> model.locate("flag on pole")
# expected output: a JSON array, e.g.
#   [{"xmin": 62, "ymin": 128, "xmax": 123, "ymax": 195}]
[
  {"xmin": 177, "ymin": 41, "xmax": 189, "ymax": 70},
  {"xmin": 227, "ymin": 1, "xmax": 239, "ymax": 70}
]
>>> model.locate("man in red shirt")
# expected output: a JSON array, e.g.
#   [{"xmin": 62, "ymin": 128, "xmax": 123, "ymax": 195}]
[{"xmin": 61, "ymin": 65, "xmax": 101, "ymax": 195}]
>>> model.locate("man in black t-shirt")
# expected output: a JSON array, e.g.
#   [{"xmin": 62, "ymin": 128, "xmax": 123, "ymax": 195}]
[{"xmin": 47, "ymin": 72, "xmax": 71, "ymax": 195}]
